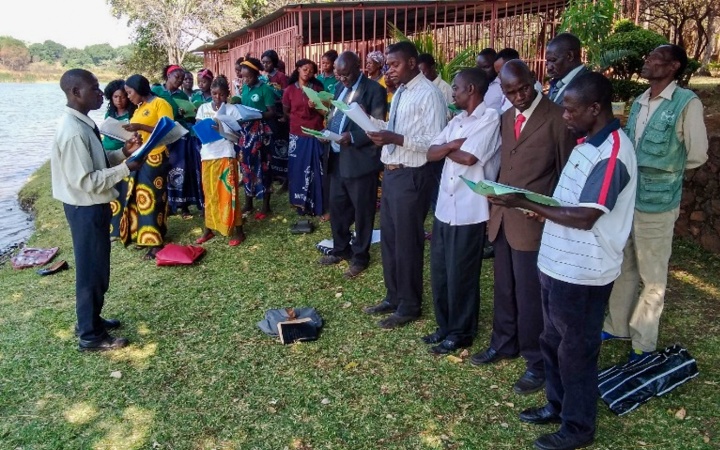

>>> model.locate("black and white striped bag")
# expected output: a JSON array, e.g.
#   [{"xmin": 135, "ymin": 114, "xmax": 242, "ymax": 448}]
[{"xmin": 598, "ymin": 344, "xmax": 699, "ymax": 415}]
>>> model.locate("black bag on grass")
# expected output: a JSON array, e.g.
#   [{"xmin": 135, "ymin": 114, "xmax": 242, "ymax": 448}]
[{"xmin": 598, "ymin": 344, "xmax": 699, "ymax": 415}]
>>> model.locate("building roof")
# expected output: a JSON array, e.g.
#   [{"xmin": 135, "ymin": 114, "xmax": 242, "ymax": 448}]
[{"xmin": 194, "ymin": 0, "xmax": 566, "ymax": 52}]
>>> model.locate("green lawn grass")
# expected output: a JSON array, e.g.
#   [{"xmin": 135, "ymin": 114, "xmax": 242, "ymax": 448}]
[{"xmin": 1, "ymin": 162, "xmax": 718, "ymax": 449}]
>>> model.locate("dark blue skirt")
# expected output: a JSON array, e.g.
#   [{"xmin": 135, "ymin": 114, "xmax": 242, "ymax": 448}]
[
  {"xmin": 288, "ymin": 134, "xmax": 324, "ymax": 216},
  {"xmin": 167, "ymin": 135, "xmax": 204, "ymax": 212}
]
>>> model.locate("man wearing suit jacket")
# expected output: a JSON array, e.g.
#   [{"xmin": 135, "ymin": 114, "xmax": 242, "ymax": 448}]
[
  {"xmin": 470, "ymin": 60, "xmax": 575, "ymax": 395},
  {"xmin": 318, "ymin": 51, "xmax": 387, "ymax": 278},
  {"xmin": 545, "ymin": 33, "xmax": 590, "ymax": 105}
]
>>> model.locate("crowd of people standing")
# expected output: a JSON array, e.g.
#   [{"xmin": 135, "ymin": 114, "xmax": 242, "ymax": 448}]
[{"xmin": 51, "ymin": 30, "xmax": 708, "ymax": 450}]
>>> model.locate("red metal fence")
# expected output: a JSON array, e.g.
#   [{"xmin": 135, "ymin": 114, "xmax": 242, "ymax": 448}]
[{"xmin": 201, "ymin": 0, "xmax": 637, "ymax": 82}]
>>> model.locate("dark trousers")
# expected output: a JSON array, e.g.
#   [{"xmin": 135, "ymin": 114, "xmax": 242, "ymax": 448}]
[
  {"xmin": 381, "ymin": 165, "xmax": 432, "ymax": 317},
  {"xmin": 64, "ymin": 203, "xmax": 112, "ymax": 342},
  {"xmin": 539, "ymin": 272, "xmax": 613, "ymax": 441},
  {"xmin": 328, "ymin": 165, "xmax": 379, "ymax": 268},
  {"xmin": 490, "ymin": 226, "xmax": 544, "ymax": 375},
  {"xmin": 430, "ymin": 219, "xmax": 485, "ymax": 341}
]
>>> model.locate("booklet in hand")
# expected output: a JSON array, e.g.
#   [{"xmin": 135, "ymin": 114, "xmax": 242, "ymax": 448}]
[
  {"xmin": 193, "ymin": 118, "xmax": 224, "ymax": 144},
  {"xmin": 300, "ymin": 126, "xmax": 342, "ymax": 142},
  {"xmin": 303, "ymin": 86, "xmax": 330, "ymax": 112},
  {"xmin": 460, "ymin": 175, "xmax": 560, "ymax": 207},
  {"xmin": 127, "ymin": 117, "xmax": 188, "ymax": 163},
  {"xmin": 99, "ymin": 117, "xmax": 134, "ymax": 142},
  {"xmin": 174, "ymin": 98, "xmax": 197, "ymax": 120}
]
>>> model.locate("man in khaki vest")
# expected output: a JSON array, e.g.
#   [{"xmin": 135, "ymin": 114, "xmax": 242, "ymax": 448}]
[{"xmin": 603, "ymin": 45, "xmax": 708, "ymax": 360}]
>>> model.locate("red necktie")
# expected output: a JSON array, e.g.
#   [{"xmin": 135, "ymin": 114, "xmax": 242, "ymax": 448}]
[{"xmin": 514, "ymin": 113, "xmax": 526, "ymax": 140}]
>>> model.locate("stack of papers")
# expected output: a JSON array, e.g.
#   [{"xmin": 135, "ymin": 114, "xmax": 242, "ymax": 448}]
[
  {"xmin": 330, "ymin": 100, "xmax": 380, "ymax": 132},
  {"xmin": 460, "ymin": 176, "xmax": 560, "ymax": 207}
]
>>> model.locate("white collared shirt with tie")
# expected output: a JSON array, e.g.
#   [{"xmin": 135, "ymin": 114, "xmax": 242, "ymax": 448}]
[{"xmin": 371, "ymin": 72, "xmax": 448, "ymax": 167}]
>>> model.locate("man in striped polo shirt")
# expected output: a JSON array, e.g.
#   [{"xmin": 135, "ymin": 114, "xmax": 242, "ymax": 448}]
[{"xmin": 488, "ymin": 72, "xmax": 637, "ymax": 450}]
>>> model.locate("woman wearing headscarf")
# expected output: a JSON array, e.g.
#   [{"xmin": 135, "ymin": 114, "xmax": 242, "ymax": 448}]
[
  {"xmin": 366, "ymin": 51, "xmax": 387, "ymax": 87},
  {"xmin": 153, "ymin": 64, "xmax": 203, "ymax": 219},
  {"xmin": 237, "ymin": 57, "xmax": 276, "ymax": 219},
  {"xmin": 191, "ymin": 68, "xmax": 214, "ymax": 106},
  {"xmin": 110, "ymin": 74, "xmax": 174, "ymax": 259}
]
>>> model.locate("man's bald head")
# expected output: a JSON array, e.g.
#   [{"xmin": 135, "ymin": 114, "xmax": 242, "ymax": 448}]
[
  {"xmin": 500, "ymin": 60, "xmax": 538, "ymax": 112},
  {"xmin": 336, "ymin": 51, "xmax": 360, "ymax": 71},
  {"xmin": 335, "ymin": 51, "xmax": 362, "ymax": 88},
  {"xmin": 499, "ymin": 59, "xmax": 535, "ymax": 85}
]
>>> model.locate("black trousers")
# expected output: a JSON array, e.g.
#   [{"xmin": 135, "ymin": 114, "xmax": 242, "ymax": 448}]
[
  {"xmin": 430, "ymin": 219, "xmax": 485, "ymax": 341},
  {"xmin": 539, "ymin": 272, "xmax": 613, "ymax": 441},
  {"xmin": 64, "ymin": 203, "xmax": 112, "ymax": 342},
  {"xmin": 328, "ymin": 166, "xmax": 379, "ymax": 268},
  {"xmin": 380, "ymin": 165, "xmax": 432, "ymax": 317},
  {"xmin": 489, "ymin": 225, "xmax": 544, "ymax": 376}
]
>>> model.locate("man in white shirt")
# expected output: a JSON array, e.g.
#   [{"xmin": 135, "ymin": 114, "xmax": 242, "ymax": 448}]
[
  {"xmin": 477, "ymin": 48, "xmax": 503, "ymax": 112},
  {"xmin": 418, "ymin": 53, "xmax": 453, "ymax": 106},
  {"xmin": 545, "ymin": 33, "xmax": 590, "ymax": 105},
  {"xmin": 422, "ymin": 68, "xmax": 501, "ymax": 354},
  {"xmin": 491, "ymin": 73, "xmax": 637, "ymax": 450},
  {"xmin": 51, "ymin": 69, "xmax": 143, "ymax": 352},
  {"xmin": 364, "ymin": 41, "xmax": 448, "ymax": 329}
]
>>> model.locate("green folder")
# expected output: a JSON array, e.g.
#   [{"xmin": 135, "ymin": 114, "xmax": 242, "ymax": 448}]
[
  {"xmin": 317, "ymin": 91, "xmax": 334, "ymax": 101},
  {"xmin": 460, "ymin": 176, "xmax": 560, "ymax": 207},
  {"xmin": 448, "ymin": 103, "xmax": 461, "ymax": 114},
  {"xmin": 302, "ymin": 86, "xmax": 329, "ymax": 112},
  {"xmin": 300, "ymin": 126, "xmax": 326, "ymax": 138},
  {"xmin": 174, "ymin": 98, "xmax": 197, "ymax": 119},
  {"xmin": 331, "ymin": 100, "xmax": 350, "ymax": 111}
]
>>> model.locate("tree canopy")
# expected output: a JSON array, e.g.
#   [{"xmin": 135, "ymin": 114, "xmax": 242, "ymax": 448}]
[{"xmin": 0, "ymin": 36, "xmax": 31, "ymax": 71}]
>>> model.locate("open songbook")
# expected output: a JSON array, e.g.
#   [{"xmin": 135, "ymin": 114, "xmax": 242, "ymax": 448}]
[
  {"xmin": 99, "ymin": 117, "xmax": 135, "ymax": 142},
  {"xmin": 126, "ymin": 116, "xmax": 188, "ymax": 163},
  {"xmin": 302, "ymin": 86, "xmax": 334, "ymax": 112},
  {"xmin": 460, "ymin": 175, "xmax": 560, "ymax": 207},
  {"xmin": 300, "ymin": 126, "xmax": 343, "ymax": 142}
]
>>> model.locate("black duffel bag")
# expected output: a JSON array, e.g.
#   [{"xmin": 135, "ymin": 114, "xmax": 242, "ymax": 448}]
[{"xmin": 598, "ymin": 344, "xmax": 699, "ymax": 415}]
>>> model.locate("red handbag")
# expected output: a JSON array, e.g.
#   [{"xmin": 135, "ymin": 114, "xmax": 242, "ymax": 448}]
[{"xmin": 155, "ymin": 244, "xmax": 205, "ymax": 266}]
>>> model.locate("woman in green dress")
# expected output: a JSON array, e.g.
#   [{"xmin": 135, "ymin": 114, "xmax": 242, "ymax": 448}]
[{"xmin": 102, "ymin": 79, "xmax": 136, "ymax": 151}]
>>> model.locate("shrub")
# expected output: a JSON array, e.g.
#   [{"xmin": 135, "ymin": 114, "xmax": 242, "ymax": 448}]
[
  {"xmin": 613, "ymin": 19, "xmax": 638, "ymax": 34},
  {"xmin": 603, "ymin": 28, "xmax": 668, "ymax": 79},
  {"xmin": 610, "ymin": 78, "xmax": 649, "ymax": 102}
]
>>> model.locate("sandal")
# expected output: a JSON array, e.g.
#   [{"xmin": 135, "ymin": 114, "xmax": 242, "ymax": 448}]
[
  {"xmin": 143, "ymin": 248, "xmax": 160, "ymax": 260},
  {"xmin": 254, "ymin": 212, "xmax": 268, "ymax": 221},
  {"xmin": 196, "ymin": 231, "xmax": 215, "ymax": 244},
  {"xmin": 319, "ymin": 213, "xmax": 330, "ymax": 223},
  {"xmin": 228, "ymin": 233, "xmax": 246, "ymax": 247}
]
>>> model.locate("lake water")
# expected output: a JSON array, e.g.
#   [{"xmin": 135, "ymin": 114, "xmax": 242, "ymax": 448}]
[{"xmin": 0, "ymin": 83, "xmax": 107, "ymax": 254}]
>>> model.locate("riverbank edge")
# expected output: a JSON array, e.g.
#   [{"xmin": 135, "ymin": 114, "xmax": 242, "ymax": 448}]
[{"xmin": 0, "ymin": 162, "xmax": 48, "ymax": 264}]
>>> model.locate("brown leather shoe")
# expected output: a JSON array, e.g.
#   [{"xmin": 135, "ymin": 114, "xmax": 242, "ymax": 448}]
[{"xmin": 343, "ymin": 264, "xmax": 366, "ymax": 279}]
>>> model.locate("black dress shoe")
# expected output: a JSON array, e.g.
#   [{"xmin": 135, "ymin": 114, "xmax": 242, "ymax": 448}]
[
  {"xmin": 74, "ymin": 318, "xmax": 121, "ymax": 337},
  {"xmin": 470, "ymin": 347, "xmax": 519, "ymax": 365},
  {"xmin": 519, "ymin": 405, "xmax": 562, "ymax": 425},
  {"xmin": 37, "ymin": 260, "xmax": 69, "ymax": 276},
  {"xmin": 534, "ymin": 432, "xmax": 594, "ymax": 450},
  {"xmin": 377, "ymin": 313, "xmax": 418, "ymax": 329},
  {"xmin": 78, "ymin": 335, "xmax": 129, "ymax": 352},
  {"xmin": 421, "ymin": 330, "xmax": 446, "ymax": 344},
  {"xmin": 363, "ymin": 301, "xmax": 396, "ymax": 315},
  {"xmin": 514, "ymin": 370, "xmax": 546, "ymax": 395},
  {"xmin": 430, "ymin": 338, "xmax": 472, "ymax": 355}
]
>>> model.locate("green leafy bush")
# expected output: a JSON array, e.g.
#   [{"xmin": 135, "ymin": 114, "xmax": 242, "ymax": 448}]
[
  {"xmin": 610, "ymin": 78, "xmax": 649, "ymax": 102},
  {"xmin": 603, "ymin": 28, "xmax": 668, "ymax": 79},
  {"xmin": 613, "ymin": 19, "xmax": 637, "ymax": 34}
]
